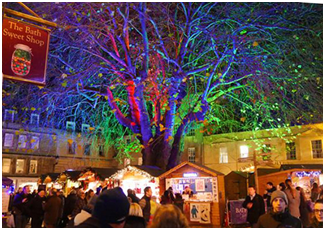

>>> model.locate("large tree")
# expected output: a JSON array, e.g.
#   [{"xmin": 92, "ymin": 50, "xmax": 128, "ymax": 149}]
[{"xmin": 2, "ymin": 2, "xmax": 323, "ymax": 169}]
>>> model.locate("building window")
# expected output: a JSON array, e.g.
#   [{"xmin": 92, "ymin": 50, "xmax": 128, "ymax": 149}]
[
  {"xmin": 66, "ymin": 121, "xmax": 76, "ymax": 132},
  {"xmin": 29, "ymin": 160, "xmax": 38, "ymax": 174},
  {"xmin": 187, "ymin": 125, "xmax": 196, "ymax": 136},
  {"xmin": 219, "ymin": 147, "xmax": 228, "ymax": 163},
  {"xmin": 84, "ymin": 143, "xmax": 91, "ymax": 156},
  {"xmin": 82, "ymin": 124, "xmax": 90, "ymax": 134},
  {"xmin": 68, "ymin": 141, "xmax": 76, "ymax": 154},
  {"xmin": 311, "ymin": 140, "xmax": 323, "ymax": 159},
  {"xmin": 18, "ymin": 135, "xmax": 28, "ymax": 149},
  {"xmin": 30, "ymin": 136, "xmax": 40, "ymax": 150},
  {"xmin": 188, "ymin": 147, "xmax": 196, "ymax": 163},
  {"xmin": 240, "ymin": 145, "xmax": 249, "ymax": 158},
  {"xmin": 98, "ymin": 144, "xmax": 104, "ymax": 157},
  {"xmin": 286, "ymin": 142, "xmax": 296, "ymax": 160},
  {"xmin": 16, "ymin": 159, "xmax": 25, "ymax": 174},
  {"xmin": 4, "ymin": 109, "xmax": 15, "ymax": 122},
  {"xmin": 4, "ymin": 133, "xmax": 14, "ymax": 148},
  {"xmin": 2, "ymin": 158, "xmax": 11, "ymax": 173},
  {"xmin": 138, "ymin": 157, "xmax": 143, "ymax": 166},
  {"xmin": 30, "ymin": 113, "xmax": 40, "ymax": 126}
]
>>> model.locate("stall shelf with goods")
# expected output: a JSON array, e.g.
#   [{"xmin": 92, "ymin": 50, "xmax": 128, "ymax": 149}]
[{"xmin": 158, "ymin": 161, "xmax": 225, "ymax": 227}]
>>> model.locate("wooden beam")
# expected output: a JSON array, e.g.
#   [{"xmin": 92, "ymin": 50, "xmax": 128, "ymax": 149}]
[
  {"xmin": 3, "ymin": 7, "xmax": 58, "ymax": 28},
  {"xmin": 18, "ymin": 2, "xmax": 41, "ymax": 18}
]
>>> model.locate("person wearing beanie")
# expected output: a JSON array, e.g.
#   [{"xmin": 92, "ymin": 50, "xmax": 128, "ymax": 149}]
[
  {"xmin": 75, "ymin": 187, "xmax": 130, "ymax": 228},
  {"xmin": 242, "ymin": 186, "xmax": 265, "ymax": 227},
  {"xmin": 256, "ymin": 190, "xmax": 302, "ymax": 228}
]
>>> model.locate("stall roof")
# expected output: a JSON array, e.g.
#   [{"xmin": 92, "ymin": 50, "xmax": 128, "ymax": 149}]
[
  {"xmin": 2, "ymin": 177, "xmax": 13, "ymax": 186},
  {"xmin": 280, "ymin": 164, "xmax": 323, "ymax": 172},
  {"xmin": 134, "ymin": 165, "xmax": 165, "ymax": 177},
  {"xmin": 40, "ymin": 173, "xmax": 61, "ymax": 182},
  {"xmin": 90, "ymin": 167, "xmax": 119, "ymax": 179},
  {"xmin": 158, "ymin": 161, "xmax": 224, "ymax": 179},
  {"xmin": 227, "ymin": 171, "xmax": 250, "ymax": 178},
  {"xmin": 63, "ymin": 170, "xmax": 83, "ymax": 181},
  {"xmin": 257, "ymin": 168, "xmax": 280, "ymax": 176}
]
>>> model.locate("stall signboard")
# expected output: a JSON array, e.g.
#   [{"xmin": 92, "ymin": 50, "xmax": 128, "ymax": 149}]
[
  {"xmin": 190, "ymin": 202, "xmax": 211, "ymax": 224},
  {"xmin": 2, "ymin": 188, "xmax": 10, "ymax": 213},
  {"xmin": 2, "ymin": 16, "xmax": 50, "ymax": 85},
  {"xmin": 229, "ymin": 200, "xmax": 248, "ymax": 224}
]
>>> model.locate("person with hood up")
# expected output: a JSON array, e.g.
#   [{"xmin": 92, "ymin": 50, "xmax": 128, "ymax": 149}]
[
  {"xmin": 256, "ymin": 190, "xmax": 302, "ymax": 228},
  {"xmin": 75, "ymin": 187, "xmax": 130, "ymax": 228}
]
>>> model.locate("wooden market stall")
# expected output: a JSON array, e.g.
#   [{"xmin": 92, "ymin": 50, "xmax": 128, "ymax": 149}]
[
  {"xmin": 258, "ymin": 168, "xmax": 322, "ymax": 200},
  {"xmin": 108, "ymin": 165, "xmax": 164, "ymax": 199},
  {"xmin": 158, "ymin": 161, "xmax": 225, "ymax": 227},
  {"xmin": 77, "ymin": 167, "xmax": 118, "ymax": 192}
]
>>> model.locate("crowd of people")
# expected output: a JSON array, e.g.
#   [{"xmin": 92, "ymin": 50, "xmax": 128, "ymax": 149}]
[
  {"xmin": 8, "ymin": 180, "xmax": 323, "ymax": 228},
  {"xmin": 9, "ymin": 185, "xmax": 189, "ymax": 228},
  {"xmin": 242, "ymin": 179, "xmax": 323, "ymax": 228}
]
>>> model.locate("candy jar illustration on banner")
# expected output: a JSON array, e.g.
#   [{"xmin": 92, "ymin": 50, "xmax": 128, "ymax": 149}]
[{"xmin": 11, "ymin": 44, "xmax": 32, "ymax": 76}]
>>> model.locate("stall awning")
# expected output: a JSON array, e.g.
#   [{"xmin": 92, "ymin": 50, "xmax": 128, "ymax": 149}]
[
  {"xmin": 134, "ymin": 165, "xmax": 164, "ymax": 177},
  {"xmin": 257, "ymin": 168, "xmax": 280, "ymax": 176},
  {"xmin": 2, "ymin": 177, "xmax": 13, "ymax": 186},
  {"xmin": 91, "ymin": 168, "xmax": 119, "ymax": 180},
  {"xmin": 280, "ymin": 164, "xmax": 323, "ymax": 172}
]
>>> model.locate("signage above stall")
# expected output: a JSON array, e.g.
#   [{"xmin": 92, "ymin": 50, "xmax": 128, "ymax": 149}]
[
  {"xmin": 2, "ymin": 16, "xmax": 51, "ymax": 85},
  {"xmin": 183, "ymin": 172, "xmax": 198, "ymax": 178}
]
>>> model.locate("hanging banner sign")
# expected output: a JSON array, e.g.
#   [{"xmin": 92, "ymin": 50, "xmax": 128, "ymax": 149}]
[{"xmin": 2, "ymin": 16, "xmax": 50, "ymax": 85}]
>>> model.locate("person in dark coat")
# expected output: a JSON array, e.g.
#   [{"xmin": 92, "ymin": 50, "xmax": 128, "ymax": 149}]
[
  {"xmin": 167, "ymin": 187, "xmax": 175, "ymax": 202},
  {"xmin": 61, "ymin": 189, "xmax": 78, "ymax": 227},
  {"xmin": 56, "ymin": 190, "xmax": 66, "ymax": 227},
  {"xmin": 127, "ymin": 189, "xmax": 140, "ymax": 203},
  {"xmin": 71, "ymin": 189, "xmax": 87, "ymax": 218},
  {"xmin": 28, "ymin": 189, "xmax": 46, "ymax": 228},
  {"xmin": 263, "ymin": 182, "xmax": 276, "ymax": 212},
  {"xmin": 242, "ymin": 185, "xmax": 265, "ymax": 227},
  {"xmin": 75, "ymin": 187, "xmax": 130, "ymax": 228},
  {"xmin": 174, "ymin": 193, "xmax": 184, "ymax": 212},
  {"xmin": 160, "ymin": 190, "xmax": 173, "ymax": 205},
  {"xmin": 310, "ymin": 199, "xmax": 323, "ymax": 228},
  {"xmin": 124, "ymin": 203, "xmax": 146, "ymax": 228},
  {"xmin": 139, "ymin": 187, "xmax": 152, "ymax": 223},
  {"xmin": 12, "ymin": 185, "xmax": 33, "ymax": 228},
  {"xmin": 256, "ymin": 190, "xmax": 302, "ymax": 228},
  {"xmin": 43, "ymin": 188, "xmax": 62, "ymax": 227},
  {"xmin": 296, "ymin": 187, "xmax": 312, "ymax": 227}
]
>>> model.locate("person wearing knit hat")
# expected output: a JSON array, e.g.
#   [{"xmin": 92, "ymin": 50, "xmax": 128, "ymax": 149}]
[
  {"xmin": 75, "ymin": 187, "xmax": 130, "ymax": 228},
  {"xmin": 271, "ymin": 190, "xmax": 288, "ymax": 206},
  {"xmin": 256, "ymin": 190, "xmax": 302, "ymax": 228}
]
